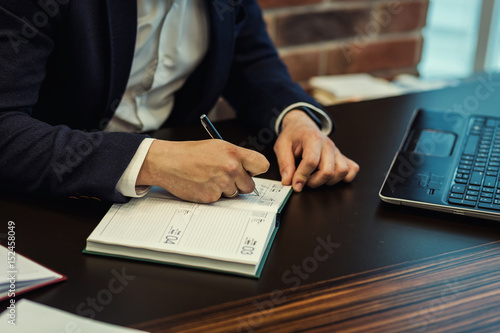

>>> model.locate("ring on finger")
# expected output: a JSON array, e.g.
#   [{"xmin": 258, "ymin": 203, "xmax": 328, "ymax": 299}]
[{"xmin": 225, "ymin": 190, "xmax": 239, "ymax": 198}]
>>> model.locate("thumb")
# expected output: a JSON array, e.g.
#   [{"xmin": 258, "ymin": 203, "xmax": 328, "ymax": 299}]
[{"xmin": 240, "ymin": 148, "xmax": 270, "ymax": 176}]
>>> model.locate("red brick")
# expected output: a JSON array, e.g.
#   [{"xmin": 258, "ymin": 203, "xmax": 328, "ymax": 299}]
[
  {"xmin": 377, "ymin": 0, "xmax": 430, "ymax": 33},
  {"xmin": 280, "ymin": 49, "xmax": 321, "ymax": 82},
  {"xmin": 326, "ymin": 35, "xmax": 423, "ymax": 74},
  {"xmin": 258, "ymin": 0, "xmax": 322, "ymax": 9},
  {"xmin": 274, "ymin": 8, "xmax": 372, "ymax": 47}
]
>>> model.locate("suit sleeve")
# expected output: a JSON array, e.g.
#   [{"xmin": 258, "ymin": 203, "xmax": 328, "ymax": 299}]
[
  {"xmin": 0, "ymin": 2, "xmax": 146, "ymax": 203},
  {"xmin": 221, "ymin": 0, "xmax": 334, "ymax": 133}
]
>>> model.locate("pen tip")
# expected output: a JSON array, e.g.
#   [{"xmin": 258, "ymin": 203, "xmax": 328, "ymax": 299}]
[{"xmin": 254, "ymin": 188, "xmax": 260, "ymax": 196}]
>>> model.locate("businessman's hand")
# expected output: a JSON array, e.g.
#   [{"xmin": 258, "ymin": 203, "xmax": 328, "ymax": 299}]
[
  {"xmin": 137, "ymin": 140, "xmax": 269, "ymax": 203},
  {"xmin": 274, "ymin": 110, "xmax": 359, "ymax": 192}
]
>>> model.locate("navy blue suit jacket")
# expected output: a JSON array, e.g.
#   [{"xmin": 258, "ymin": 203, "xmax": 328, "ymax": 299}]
[{"xmin": 0, "ymin": 0, "xmax": 325, "ymax": 202}]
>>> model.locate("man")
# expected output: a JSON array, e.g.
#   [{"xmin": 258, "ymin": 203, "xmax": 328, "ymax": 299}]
[{"xmin": 0, "ymin": 0, "xmax": 359, "ymax": 203}]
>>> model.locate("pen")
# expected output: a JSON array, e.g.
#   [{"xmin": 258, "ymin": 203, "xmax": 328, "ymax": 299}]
[{"xmin": 200, "ymin": 114, "xmax": 260, "ymax": 196}]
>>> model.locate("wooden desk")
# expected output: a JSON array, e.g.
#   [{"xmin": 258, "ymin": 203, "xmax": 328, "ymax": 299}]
[{"xmin": 1, "ymin": 73, "xmax": 500, "ymax": 331}]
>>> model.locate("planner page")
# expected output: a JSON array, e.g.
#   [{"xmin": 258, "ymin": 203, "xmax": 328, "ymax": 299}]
[
  {"xmin": 147, "ymin": 178, "xmax": 292, "ymax": 213},
  {"xmin": 87, "ymin": 198, "xmax": 276, "ymax": 265}
]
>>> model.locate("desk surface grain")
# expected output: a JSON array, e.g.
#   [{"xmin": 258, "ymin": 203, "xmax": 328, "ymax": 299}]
[
  {"xmin": 1, "ymin": 74, "xmax": 500, "ymax": 328},
  {"xmin": 132, "ymin": 240, "xmax": 500, "ymax": 333}
]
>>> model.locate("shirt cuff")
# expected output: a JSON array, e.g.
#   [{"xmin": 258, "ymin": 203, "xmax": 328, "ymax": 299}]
[
  {"xmin": 274, "ymin": 102, "xmax": 333, "ymax": 135},
  {"xmin": 116, "ymin": 138, "xmax": 156, "ymax": 198}
]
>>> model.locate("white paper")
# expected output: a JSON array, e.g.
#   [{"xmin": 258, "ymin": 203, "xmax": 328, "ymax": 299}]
[
  {"xmin": 0, "ymin": 245, "xmax": 63, "ymax": 299},
  {"xmin": 0, "ymin": 299, "xmax": 146, "ymax": 332}
]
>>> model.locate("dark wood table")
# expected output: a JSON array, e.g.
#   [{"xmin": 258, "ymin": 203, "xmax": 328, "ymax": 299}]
[{"xmin": 2, "ymin": 73, "xmax": 500, "ymax": 332}]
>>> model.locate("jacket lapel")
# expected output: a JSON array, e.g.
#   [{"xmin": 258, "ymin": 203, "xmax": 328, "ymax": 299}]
[{"xmin": 102, "ymin": 0, "xmax": 138, "ymax": 123}]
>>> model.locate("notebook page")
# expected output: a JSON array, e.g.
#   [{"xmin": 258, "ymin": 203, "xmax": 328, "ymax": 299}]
[
  {"xmin": 147, "ymin": 178, "xmax": 292, "ymax": 213},
  {"xmin": 0, "ymin": 299, "xmax": 146, "ymax": 332},
  {"xmin": 88, "ymin": 198, "xmax": 276, "ymax": 265},
  {"xmin": 0, "ymin": 245, "xmax": 63, "ymax": 291}
]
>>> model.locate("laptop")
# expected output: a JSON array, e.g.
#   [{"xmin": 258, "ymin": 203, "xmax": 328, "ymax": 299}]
[{"xmin": 379, "ymin": 108, "xmax": 500, "ymax": 221}]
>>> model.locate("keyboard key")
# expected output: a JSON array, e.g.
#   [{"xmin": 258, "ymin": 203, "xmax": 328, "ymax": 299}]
[
  {"xmin": 480, "ymin": 192, "xmax": 493, "ymax": 198},
  {"xmin": 469, "ymin": 185, "xmax": 481, "ymax": 191},
  {"xmin": 449, "ymin": 198, "xmax": 477, "ymax": 207},
  {"xmin": 454, "ymin": 178, "xmax": 467, "ymax": 184},
  {"xmin": 484, "ymin": 176, "xmax": 497, "ymax": 187},
  {"xmin": 486, "ymin": 119, "xmax": 498, "ymax": 127},
  {"xmin": 480, "ymin": 197, "xmax": 492, "ymax": 203},
  {"xmin": 478, "ymin": 202, "xmax": 500, "ymax": 211},
  {"xmin": 483, "ymin": 187, "xmax": 494, "ymax": 193},
  {"xmin": 469, "ymin": 172, "xmax": 484, "ymax": 186},
  {"xmin": 451, "ymin": 184, "xmax": 466, "ymax": 194},
  {"xmin": 487, "ymin": 171, "xmax": 498, "ymax": 177},
  {"xmin": 465, "ymin": 195, "xmax": 479, "ymax": 201},
  {"xmin": 450, "ymin": 193, "xmax": 463, "ymax": 199},
  {"xmin": 467, "ymin": 190, "xmax": 479, "ymax": 196},
  {"xmin": 495, "ymin": 199, "xmax": 500, "ymax": 205},
  {"xmin": 463, "ymin": 135, "xmax": 479, "ymax": 155}
]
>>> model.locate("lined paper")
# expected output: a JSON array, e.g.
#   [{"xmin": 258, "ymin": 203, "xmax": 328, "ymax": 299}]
[{"xmin": 89, "ymin": 199, "xmax": 276, "ymax": 263}]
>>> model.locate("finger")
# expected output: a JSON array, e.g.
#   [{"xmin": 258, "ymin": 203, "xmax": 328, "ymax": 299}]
[
  {"xmin": 325, "ymin": 150, "xmax": 351, "ymax": 186},
  {"xmin": 306, "ymin": 141, "xmax": 337, "ymax": 188},
  {"xmin": 273, "ymin": 138, "xmax": 296, "ymax": 186},
  {"xmin": 235, "ymin": 175, "xmax": 257, "ymax": 194},
  {"xmin": 293, "ymin": 136, "xmax": 322, "ymax": 192},
  {"xmin": 239, "ymin": 148, "xmax": 270, "ymax": 177},
  {"xmin": 222, "ymin": 188, "xmax": 239, "ymax": 198},
  {"xmin": 342, "ymin": 157, "xmax": 360, "ymax": 183}
]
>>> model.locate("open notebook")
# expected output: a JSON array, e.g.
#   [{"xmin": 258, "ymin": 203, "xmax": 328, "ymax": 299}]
[
  {"xmin": 0, "ymin": 245, "xmax": 66, "ymax": 301},
  {"xmin": 84, "ymin": 178, "xmax": 292, "ymax": 277}
]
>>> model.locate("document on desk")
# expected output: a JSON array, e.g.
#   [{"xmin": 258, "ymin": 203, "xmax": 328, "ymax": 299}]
[
  {"xmin": 0, "ymin": 245, "xmax": 66, "ymax": 301},
  {"xmin": 84, "ymin": 178, "xmax": 292, "ymax": 278},
  {"xmin": 0, "ymin": 299, "xmax": 146, "ymax": 332}
]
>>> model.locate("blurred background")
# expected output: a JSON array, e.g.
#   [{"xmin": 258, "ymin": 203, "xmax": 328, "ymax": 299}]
[{"xmin": 214, "ymin": 0, "xmax": 500, "ymax": 117}]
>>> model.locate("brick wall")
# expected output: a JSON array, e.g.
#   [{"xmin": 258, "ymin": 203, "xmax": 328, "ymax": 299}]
[{"xmin": 258, "ymin": 0, "xmax": 429, "ymax": 84}]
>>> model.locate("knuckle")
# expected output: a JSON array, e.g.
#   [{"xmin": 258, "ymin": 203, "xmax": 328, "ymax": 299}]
[
  {"xmin": 200, "ymin": 192, "xmax": 220, "ymax": 203},
  {"xmin": 224, "ymin": 161, "xmax": 240, "ymax": 175},
  {"xmin": 337, "ymin": 165, "xmax": 349, "ymax": 178},
  {"xmin": 322, "ymin": 167, "xmax": 336, "ymax": 179},
  {"xmin": 303, "ymin": 158, "xmax": 317, "ymax": 170}
]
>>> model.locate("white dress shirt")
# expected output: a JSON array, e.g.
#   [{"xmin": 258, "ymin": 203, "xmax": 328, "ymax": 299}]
[{"xmin": 108, "ymin": 0, "xmax": 332, "ymax": 198}]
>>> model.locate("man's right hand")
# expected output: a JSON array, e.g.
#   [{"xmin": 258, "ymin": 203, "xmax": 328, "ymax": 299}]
[{"xmin": 136, "ymin": 140, "xmax": 270, "ymax": 203}]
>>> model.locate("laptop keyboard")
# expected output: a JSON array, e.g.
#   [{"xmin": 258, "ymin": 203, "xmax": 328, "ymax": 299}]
[{"xmin": 448, "ymin": 116, "xmax": 500, "ymax": 211}]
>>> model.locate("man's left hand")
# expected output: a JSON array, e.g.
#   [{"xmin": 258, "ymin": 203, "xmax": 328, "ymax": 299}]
[{"xmin": 274, "ymin": 110, "xmax": 360, "ymax": 192}]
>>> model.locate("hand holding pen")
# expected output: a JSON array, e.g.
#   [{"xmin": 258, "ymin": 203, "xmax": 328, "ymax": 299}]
[{"xmin": 201, "ymin": 114, "xmax": 261, "ymax": 197}]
